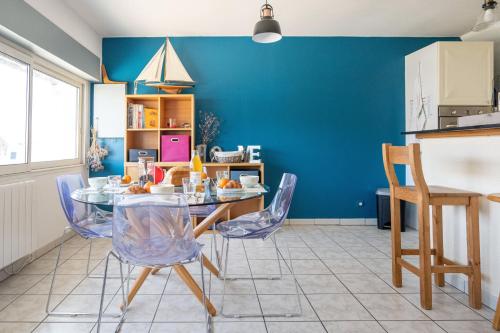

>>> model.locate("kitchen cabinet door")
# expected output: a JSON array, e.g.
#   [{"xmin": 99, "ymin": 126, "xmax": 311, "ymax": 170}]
[{"xmin": 438, "ymin": 42, "xmax": 493, "ymax": 106}]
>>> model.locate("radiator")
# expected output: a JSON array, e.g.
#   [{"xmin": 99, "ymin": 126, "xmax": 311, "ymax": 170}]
[{"xmin": 0, "ymin": 180, "xmax": 34, "ymax": 269}]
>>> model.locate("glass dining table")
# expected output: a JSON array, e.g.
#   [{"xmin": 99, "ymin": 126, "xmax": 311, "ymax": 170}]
[{"xmin": 71, "ymin": 184, "xmax": 269, "ymax": 316}]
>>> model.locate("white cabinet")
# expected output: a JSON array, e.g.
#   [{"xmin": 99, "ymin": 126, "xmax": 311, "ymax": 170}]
[
  {"xmin": 93, "ymin": 84, "xmax": 126, "ymax": 138},
  {"xmin": 439, "ymin": 42, "xmax": 494, "ymax": 105},
  {"xmin": 405, "ymin": 42, "xmax": 494, "ymax": 132}
]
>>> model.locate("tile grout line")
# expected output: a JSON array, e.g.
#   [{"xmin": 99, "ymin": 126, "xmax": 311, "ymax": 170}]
[
  {"xmin": 318, "ymin": 226, "xmax": 437, "ymax": 329},
  {"xmin": 241, "ymin": 238, "xmax": 269, "ymax": 333},
  {"xmin": 294, "ymin": 225, "xmax": 388, "ymax": 333}
]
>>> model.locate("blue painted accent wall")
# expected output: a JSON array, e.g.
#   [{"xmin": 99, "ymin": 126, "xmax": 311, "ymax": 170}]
[{"xmin": 92, "ymin": 36, "xmax": 456, "ymax": 218}]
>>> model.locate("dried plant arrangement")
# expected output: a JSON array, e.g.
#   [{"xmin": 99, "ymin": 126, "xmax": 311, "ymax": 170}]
[
  {"xmin": 87, "ymin": 128, "xmax": 108, "ymax": 172},
  {"xmin": 198, "ymin": 110, "xmax": 220, "ymax": 145}
]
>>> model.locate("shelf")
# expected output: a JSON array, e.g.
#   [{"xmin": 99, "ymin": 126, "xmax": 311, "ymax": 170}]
[
  {"xmin": 402, "ymin": 123, "xmax": 500, "ymax": 139},
  {"xmin": 126, "ymin": 128, "xmax": 158, "ymax": 131},
  {"xmin": 160, "ymin": 128, "xmax": 192, "ymax": 131},
  {"xmin": 126, "ymin": 94, "xmax": 193, "ymax": 100},
  {"xmin": 124, "ymin": 162, "xmax": 263, "ymax": 168},
  {"xmin": 125, "ymin": 161, "xmax": 188, "ymax": 167},
  {"xmin": 126, "ymin": 128, "xmax": 192, "ymax": 131}
]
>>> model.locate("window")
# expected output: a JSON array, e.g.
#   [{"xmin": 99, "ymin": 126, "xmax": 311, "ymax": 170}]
[
  {"xmin": 31, "ymin": 70, "xmax": 80, "ymax": 163},
  {"xmin": 0, "ymin": 52, "xmax": 28, "ymax": 166},
  {"xmin": 0, "ymin": 40, "xmax": 85, "ymax": 175}
]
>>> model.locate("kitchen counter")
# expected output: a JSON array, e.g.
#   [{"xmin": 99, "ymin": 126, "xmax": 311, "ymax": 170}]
[{"xmin": 402, "ymin": 123, "xmax": 500, "ymax": 139}]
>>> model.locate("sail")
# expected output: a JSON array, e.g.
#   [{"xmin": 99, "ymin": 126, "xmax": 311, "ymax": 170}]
[
  {"xmin": 136, "ymin": 44, "xmax": 165, "ymax": 82},
  {"xmin": 164, "ymin": 38, "xmax": 194, "ymax": 84}
]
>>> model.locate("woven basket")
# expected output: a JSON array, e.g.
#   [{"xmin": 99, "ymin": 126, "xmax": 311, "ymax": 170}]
[{"xmin": 214, "ymin": 151, "xmax": 244, "ymax": 163}]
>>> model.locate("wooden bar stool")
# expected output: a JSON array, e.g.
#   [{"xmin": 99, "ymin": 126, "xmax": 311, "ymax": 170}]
[
  {"xmin": 486, "ymin": 193, "xmax": 500, "ymax": 331},
  {"xmin": 382, "ymin": 143, "xmax": 482, "ymax": 310}
]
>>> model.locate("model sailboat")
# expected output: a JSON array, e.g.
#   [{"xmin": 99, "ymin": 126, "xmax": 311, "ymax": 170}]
[{"xmin": 134, "ymin": 38, "xmax": 195, "ymax": 94}]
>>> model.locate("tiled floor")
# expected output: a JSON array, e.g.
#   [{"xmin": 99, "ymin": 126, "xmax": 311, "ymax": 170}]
[{"xmin": 0, "ymin": 225, "xmax": 496, "ymax": 332}]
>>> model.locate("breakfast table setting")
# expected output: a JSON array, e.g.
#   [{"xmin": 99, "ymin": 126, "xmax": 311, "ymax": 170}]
[{"xmin": 72, "ymin": 172, "xmax": 269, "ymax": 315}]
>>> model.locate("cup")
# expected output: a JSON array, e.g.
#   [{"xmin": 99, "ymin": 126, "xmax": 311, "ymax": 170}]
[
  {"xmin": 168, "ymin": 118, "xmax": 177, "ymax": 128},
  {"xmin": 182, "ymin": 177, "xmax": 196, "ymax": 196},
  {"xmin": 216, "ymin": 170, "xmax": 229, "ymax": 184},
  {"xmin": 107, "ymin": 175, "xmax": 121, "ymax": 189}
]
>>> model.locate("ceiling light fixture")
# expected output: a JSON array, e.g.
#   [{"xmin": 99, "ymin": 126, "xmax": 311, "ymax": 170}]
[
  {"xmin": 472, "ymin": 0, "xmax": 499, "ymax": 32},
  {"xmin": 252, "ymin": 0, "xmax": 282, "ymax": 43}
]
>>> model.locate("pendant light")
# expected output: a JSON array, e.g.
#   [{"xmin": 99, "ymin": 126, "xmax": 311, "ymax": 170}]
[
  {"xmin": 252, "ymin": 0, "xmax": 282, "ymax": 43},
  {"xmin": 472, "ymin": 0, "xmax": 499, "ymax": 32}
]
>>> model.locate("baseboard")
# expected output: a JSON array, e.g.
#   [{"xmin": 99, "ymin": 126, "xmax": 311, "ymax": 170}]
[
  {"xmin": 0, "ymin": 229, "xmax": 75, "ymax": 282},
  {"xmin": 287, "ymin": 218, "xmax": 378, "ymax": 226},
  {"xmin": 445, "ymin": 274, "xmax": 498, "ymax": 311}
]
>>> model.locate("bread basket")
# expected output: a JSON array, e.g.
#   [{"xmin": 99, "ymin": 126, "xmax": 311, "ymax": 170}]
[{"xmin": 213, "ymin": 151, "xmax": 244, "ymax": 163}]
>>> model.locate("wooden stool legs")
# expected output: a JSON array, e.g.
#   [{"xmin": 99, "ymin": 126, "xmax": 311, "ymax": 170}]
[
  {"xmin": 390, "ymin": 194, "xmax": 402, "ymax": 287},
  {"xmin": 418, "ymin": 201, "xmax": 433, "ymax": 310},
  {"xmin": 432, "ymin": 205, "xmax": 445, "ymax": 287},
  {"xmin": 466, "ymin": 197, "xmax": 482, "ymax": 309},
  {"xmin": 493, "ymin": 296, "xmax": 500, "ymax": 330},
  {"xmin": 390, "ymin": 197, "xmax": 482, "ymax": 311}
]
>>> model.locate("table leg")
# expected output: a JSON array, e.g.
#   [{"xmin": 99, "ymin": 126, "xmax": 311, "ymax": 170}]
[
  {"xmin": 121, "ymin": 267, "xmax": 152, "ymax": 310},
  {"xmin": 123, "ymin": 202, "xmax": 233, "ymax": 310},
  {"xmin": 493, "ymin": 294, "xmax": 500, "ymax": 330},
  {"xmin": 173, "ymin": 265, "xmax": 217, "ymax": 316},
  {"xmin": 153, "ymin": 253, "xmax": 219, "ymax": 277}
]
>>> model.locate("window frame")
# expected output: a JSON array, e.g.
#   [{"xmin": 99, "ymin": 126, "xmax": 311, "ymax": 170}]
[{"xmin": 0, "ymin": 38, "xmax": 87, "ymax": 176}]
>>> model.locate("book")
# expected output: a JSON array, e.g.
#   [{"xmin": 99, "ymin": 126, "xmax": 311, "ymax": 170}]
[
  {"xmin": 127, "ymin": 103, "xmax": 157, "ymax": 129},
  {"xmin": 144, "ymin": 108, "xmax": 158, "ymax": 128},
  {"xmin": 127, "ymin": 103, "xmax": 134, "ymax": 128}
]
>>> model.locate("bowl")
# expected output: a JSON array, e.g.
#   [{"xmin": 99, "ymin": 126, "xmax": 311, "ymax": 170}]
[
  {"xmin": 150, "ymin": 184, "xmax": 174, "ymax": 194},
  {"xmin": 240, "ymin": 175, "xmax": 259, "ymax": 188},
  {"xmin": 88, "ymin": 177, "xmax": 107, "ymax": 190}
]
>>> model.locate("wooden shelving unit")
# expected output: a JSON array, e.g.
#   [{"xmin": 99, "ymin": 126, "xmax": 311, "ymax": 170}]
[
  {"xmin": 123, "ymin": 94, "xmax": 265, "ymax": 219},
  {"xmin": 124, "ymin": 94, "xmax": 195, "ymax": 170}
]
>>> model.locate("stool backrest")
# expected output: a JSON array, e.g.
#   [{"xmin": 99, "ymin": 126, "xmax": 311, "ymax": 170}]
[{"xmin": 382, "ymin": 143, "xmax": 429, "ymax": 196}]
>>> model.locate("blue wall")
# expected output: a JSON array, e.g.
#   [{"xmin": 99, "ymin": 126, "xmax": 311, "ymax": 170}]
[{"xmin": 93, "ymin": 36, "xmax": 455, "ymax": 218}]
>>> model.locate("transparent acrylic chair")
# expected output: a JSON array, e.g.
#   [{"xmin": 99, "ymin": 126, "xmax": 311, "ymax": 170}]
[
  {"xmin": 47, "ymin": 174, "xmax": 124, "ymax": 317},
  {"xmin": 214, "ymin": 173, "xmax": 301, "ymax": 318},
  {"xmin": 96, "ymin": 194, "xmax": 211, "ymax": 333}
]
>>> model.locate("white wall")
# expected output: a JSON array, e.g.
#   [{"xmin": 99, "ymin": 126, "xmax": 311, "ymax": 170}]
[
  {"xmin": 24, "ymin": 0, "xmax": 102, "ymax": 58},
  {"xmin": 0, "ymin": 165, "xmax": 86, "ymax": 255},
  {"xmin": 420, "ymin": 137, "xmax": 500, "ymax": 309}
]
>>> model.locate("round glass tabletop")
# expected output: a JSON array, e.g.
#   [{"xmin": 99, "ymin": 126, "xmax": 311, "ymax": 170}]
[{"xmin": 71, "ymin": 184, "xmax": 269, "ymax": 207}]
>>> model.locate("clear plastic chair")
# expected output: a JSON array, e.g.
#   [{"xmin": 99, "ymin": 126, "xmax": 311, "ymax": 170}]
[
  {"xmin": 96, "ymin": 194, "xmax": 211, "ymax": 333},
  {"xmin": 214, "ymin": 173, "xmax": 301, "ymax": 318},
  {"xmin": 47, "ymin": 174, "xmax": 122, "ymax": 317}
]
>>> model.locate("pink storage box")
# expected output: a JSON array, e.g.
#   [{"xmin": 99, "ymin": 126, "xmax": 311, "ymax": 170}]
[{"xmin": 161, "ymin": 135, "xmax": 190, "ymax": 162}]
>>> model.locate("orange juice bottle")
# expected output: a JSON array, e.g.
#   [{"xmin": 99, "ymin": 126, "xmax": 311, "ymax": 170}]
[{"xmin": 190, "ymin": 150, "xmax": 203, "ymax": 186}]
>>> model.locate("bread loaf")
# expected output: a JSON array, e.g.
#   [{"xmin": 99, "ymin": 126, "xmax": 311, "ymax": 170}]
[{"xmin": 166, "ymin": 166, "xmax": 190, "ymax": 186}]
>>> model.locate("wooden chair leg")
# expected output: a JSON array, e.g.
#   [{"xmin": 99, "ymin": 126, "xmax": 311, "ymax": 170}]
[
  {"xmin": 432, "ymin": 205, "xmax": 445, "ymax": 287},
  {"xmin": 466, "ymin": 197, "xmax": 482, "ymax": 309},
  {"xmin": 418, "ymin": 201, "xmax": 433, "ymax": 310},
  {"xmin": 493, "ymin": 294, "xmax": 500, "ymax": 331},
  {"xmin": 390, "ymin": 195, "xmax": 403, "ymax": 287}
]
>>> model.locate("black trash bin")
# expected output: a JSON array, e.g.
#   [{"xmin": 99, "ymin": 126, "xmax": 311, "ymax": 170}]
[{"xmin": 376, "ymin": 188, "xmax": 406, "ymax": 232}]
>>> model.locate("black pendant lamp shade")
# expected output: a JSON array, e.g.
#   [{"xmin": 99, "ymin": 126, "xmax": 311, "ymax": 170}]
[{"xmin": 253, "ymin": 1, "xmax": 282, "ymax": 43}]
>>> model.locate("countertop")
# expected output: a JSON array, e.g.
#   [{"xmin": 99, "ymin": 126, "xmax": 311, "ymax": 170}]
[{"xmin": 402, "ymin": 123, "xmax": 500, "ymax": 136}]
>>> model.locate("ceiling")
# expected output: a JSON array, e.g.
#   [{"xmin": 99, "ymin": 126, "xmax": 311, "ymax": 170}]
[{"xmin": 62, "ymin": 0, "xmax": 483, "ymax": 38}]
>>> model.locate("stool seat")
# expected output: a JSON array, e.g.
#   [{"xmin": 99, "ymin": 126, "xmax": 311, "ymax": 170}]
[{"xmin": 395, "ymin": 186, "xmax": 481, "ymax": 206}]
